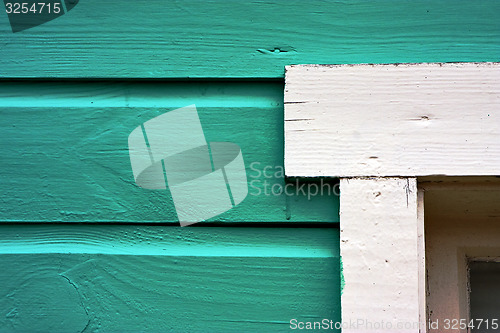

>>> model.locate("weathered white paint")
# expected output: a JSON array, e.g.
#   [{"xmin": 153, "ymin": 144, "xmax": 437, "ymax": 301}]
[
  {"xmin": 340, "ymin": 177, "xmax": 419, "ymax": 332},
  {"xmin": 286, "ymin": 63, "xmax": 499, "ymax": 330},
  {"xmin": 285, "ymin": 62, "xmax": 500, "ymax": 177}
]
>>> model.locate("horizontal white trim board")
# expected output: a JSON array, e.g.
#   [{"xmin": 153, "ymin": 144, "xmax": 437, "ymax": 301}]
[{"xmin": 285, "ymin": 62, "xmax": 500, "ymax": 177}]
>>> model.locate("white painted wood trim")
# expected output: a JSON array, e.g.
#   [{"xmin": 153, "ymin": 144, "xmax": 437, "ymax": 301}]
[
  {"xmin": 285, "ymin": 62, "xmax": 499, "ymax": 330},
  {"xmin": 285, "ymin": 62, "xmax": 500, "ymax": 177},
  {"xmin": 417, "ymin": 189, "xmax": 427, "ymax": 333},
  {"xmin": 340, "ymin": 177, "xmax": 419, "ymax": 332}
]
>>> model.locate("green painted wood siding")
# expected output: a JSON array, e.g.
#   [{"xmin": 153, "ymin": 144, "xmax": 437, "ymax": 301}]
[
  {"xmin": 0, "ymin": 81, "xmax": 338, "ymax": 223},
  {"xmin": 0, "ymin": 225, "xmax": 341, "ymax": 332},
  {"xmin": 0, "ymin": 80, "xmax": 340, "ymax": 331},
  {"xmin": 0, "ymin": 1, "xmax": 498, "ymax": 78},
  {"xmin": 1, "ymin": 0, "xmax": 498, "ymax": 332}
]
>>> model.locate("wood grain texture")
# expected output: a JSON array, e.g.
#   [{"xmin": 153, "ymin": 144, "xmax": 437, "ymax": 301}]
[
  {"xmin": 339, "ymin": 178, "xmax": 419, "ymax": 332},
  {"xmin": 285, "ymin": 63, "xmax": 500, "ymax": 177},
  {"xmin": 0, "ymin": 1, "xmax": 499, "ymax": 78},
  {"xmin": 0, "ymin": 81, "xmax": 339, "ymax": 223},
  {"xmin": 0, "ymin": 225, "xmax": 341, "ymax": 332}
]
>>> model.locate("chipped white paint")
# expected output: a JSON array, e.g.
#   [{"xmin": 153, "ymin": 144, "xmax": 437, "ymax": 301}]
[
  {"xmin": 340, "ymin": 177, "xmax": 419, "ymax": 332},
  {"xmin": 285, "ymin": 62, "xmax": 500, "ymax": 177}
]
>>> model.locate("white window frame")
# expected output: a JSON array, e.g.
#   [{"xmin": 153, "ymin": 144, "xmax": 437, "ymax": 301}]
[{"xmin": 284, "ymin": 63, "xmax": 500, "ymax": 333}]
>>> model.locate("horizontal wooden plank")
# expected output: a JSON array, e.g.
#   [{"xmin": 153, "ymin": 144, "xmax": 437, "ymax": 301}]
[
  {"xmin": 0, "ymin": 225, "xmax": 341, "ymax": 332},
  {"xmin": 0, "ymin": 1, "xmax": 499, "ymax": 78},
  {"xmin": 0, "ymin": 225, "xmax": 339, "ymax": 257},
  {"xmin": 0, "ymin": 81, "xmax": 339, "ymax": 223},
  {"xmin": 285, "ymin": 63, "xmax": 500, "ymax": 177}
]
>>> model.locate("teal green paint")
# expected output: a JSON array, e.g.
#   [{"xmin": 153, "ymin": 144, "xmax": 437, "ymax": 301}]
[
  {"xmin": 0, "ymin": 1, "xmax": 498, "ymax": 78},
  {"xmin": 340, "ymin": 256, "xmax": 345, "ymax": 296},
  {"xmin": 0, "ymin": 81, "xmax": 339, "ymax": 223},
  {"xmin": 0, "ymin": 0, "xmax": 493, "ymax": 328},
  {"xmin": 160, "ymin": 159, "xmax": 169, "ymax": 191},
  {"xmin": 0, "ymin": 225, "xmax": 340, "ymax": 257},
  {"xmin": 207, "ymin": 142, "xmax": 215, "ymax": 172},
  {"xmin": 0, "ymin": 225, "xmax": 341, "ymax": 332},
  {"xmin": 140, "ymin": 123, "xmax": 154, "ymax": 164}
]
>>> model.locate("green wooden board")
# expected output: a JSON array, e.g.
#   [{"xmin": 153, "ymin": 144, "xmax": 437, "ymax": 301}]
[
  {"xmin": 0, "ymin": 225, "xmax": 341, "ymax": 332},
  {"xmin": 0, "ymin": 0, "xmax": 498, "ymax": 78},
  {"xmin": 0, "ymin": 81, "xmax": 339, "ymax": 223},
  {"xmin": 1, "ymin": 0, "xmax": 496, "ymax": 330}
]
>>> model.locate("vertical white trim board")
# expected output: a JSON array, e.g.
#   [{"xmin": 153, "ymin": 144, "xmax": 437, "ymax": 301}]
[
  {"xmin": 283, "ymin": 62, "xmax": 500, "ymax": 331},
  {"xmin": 417, "ymin": 189, "xmax": 426, "ymax": 333},
  {"xmin": 340, "ymin": 177, "xmax": 420, "ymax": 332},
  {"xmin": 285, "ymin": 62, "xmax": 500, "ymax": 177}
]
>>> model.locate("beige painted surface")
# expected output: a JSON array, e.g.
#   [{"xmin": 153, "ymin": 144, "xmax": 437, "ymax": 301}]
[
  {"xmin": 423, "ymin": 177, "xmax": 500, "ymax": 333},
  {"xmin": 340, "ymin": 177, "xmax": 420, "ymax": 332},
  {"xmin": 285, "ymin": 63, "xmax": 500, "ymax": 177}
]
